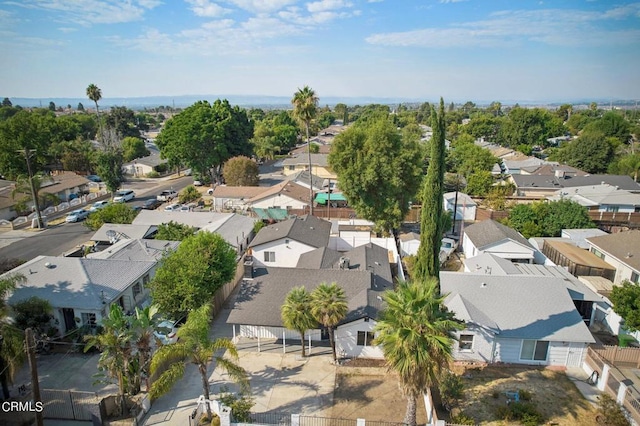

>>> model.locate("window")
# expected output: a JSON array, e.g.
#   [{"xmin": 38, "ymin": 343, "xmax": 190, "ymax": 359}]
[
  {"xmin": 264, "ymin": 251, "xmax": 276, "ymax": 262},
  {"xmin": 142, "ymin": 274, "xmax": 150, "ymax": 285},
  {"xmin": 132, "ymin": 283, "xmax": 142, "ymax": 299},
  {"xmin": 520, "ymin": 340, "xmax": 549, "ymax": 361},
  {"xmin": 605, "ymin": 206, "xmax": 619, "ymax": 213},
  {"xmin": 591, "ymin": 248, "xmax": 604, "ymax": 259},
  {"xmin": 632, "ymin": 272, "xmax": 639, "ymax": 284},
  {"xmin": 81, "ymin": 313, "xmax": 97, "ymax": 328},
  {"xmin": 288, "ymin": 165, "xmax": 295, "ymax": 171},
  {"xmin": 459, "ymin": 334, "xmax": 474, "ymax": 351},
  {"xmin": 357, "ymin": 331, "xmax": 374, "ymax": 346}
]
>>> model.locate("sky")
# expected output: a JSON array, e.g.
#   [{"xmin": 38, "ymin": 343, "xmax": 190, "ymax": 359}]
[{"xmin": 1, "ymin": 0, "xmax": 640, "ymax": 103}]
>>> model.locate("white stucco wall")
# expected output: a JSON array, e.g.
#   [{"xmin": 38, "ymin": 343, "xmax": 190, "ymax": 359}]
[
  {"xmin": 597, "ymin": 252, "xmax": 638, "ymax": 285},
  {"xmin": 481, "ymin": 241, "xmax": 534, "ymax": 262},
  {"xmin": 400, "ymin": 239, "xmax": 420, "ymax": 257},
  {"xmin": 444, "ymin": 199, "xmax": 477, "ymax": 221},
  {"xmin": 335, "ymin": 318, "xmax": 384, "ymax": 359},
  {"xmin": 451, "ymin": 326, "xmax": 495, "ymax": 363},
  {"xmin": 251, "ymin": 194, "xmax": 308, "ymax": 210},
  {"xmin": 251, "ymin": 238, "xmax": 316, "ymax": 268},
  {"xmin": 462, "ymin": 234, "xmax": 479, "ymax": 258}
]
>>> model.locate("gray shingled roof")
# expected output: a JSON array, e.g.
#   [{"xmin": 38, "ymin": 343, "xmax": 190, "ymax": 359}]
[
  {"xmin": 249, "ymin": 215, "xmax": 331, "ymax": 248},
  {"xmin": 281, "ymin": 154, "xmax": 329, "ymax": 168},
  {"xmin": 201, "ymin": 214, "xmax": 257, "ymax": 249},
  {"xmin": 88, "ymin": 239, "xmax": 179, "ymax": 261},
  {"xmin": 296, "ymin": 247, "xmax": 343, "ymax": 269},
  {"xmin": 4, "ymin": 256, "xmax": 155, "ymax": 311},
  {"xmin": 512, "ymin": 174, "xmax": 640, "ymax": 192},
  {"xmin": 287, "ymin": 170, "xmax": 325, "ymax": 190},
  {"xmin": 226, "ymin": 267, "xmax": 376, "ymax": 327},
  {"xmin": 463, "ymin": 220, "xmax": 533, "ymax": 250},
  {"xmin": 441, "ymin": 272, "xmax": 595, "ymax": 343},
  {"xmin": 587, "ymin": 230, "xmax": 640, "ymax": 273},
  {"xmin": 91, "ymin": 224, "xmax": 157, "ymax": 242}
]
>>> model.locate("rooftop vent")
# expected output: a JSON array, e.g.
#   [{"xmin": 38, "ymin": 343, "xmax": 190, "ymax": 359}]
[
  {"xmin": 339, "ymin": 257, "xmax": 350, "ymax": 270},
  {"xmin": 480, "ymin": 282, "xmax": 487, "ymax": 288},
  {"xmin": 44, "ymin": 262, "xmax": 54, "ymax": 269}
]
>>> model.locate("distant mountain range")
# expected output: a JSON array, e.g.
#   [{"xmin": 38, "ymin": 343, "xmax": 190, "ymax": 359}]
[{"xmin": 6, "ymin": 95, "xmax": 639, "ymax": 110}]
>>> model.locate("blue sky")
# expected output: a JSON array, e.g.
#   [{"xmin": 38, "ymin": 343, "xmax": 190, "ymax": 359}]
[{"xmin": 1, "ymin": 0, "xmax": 639, "ymax": 103}]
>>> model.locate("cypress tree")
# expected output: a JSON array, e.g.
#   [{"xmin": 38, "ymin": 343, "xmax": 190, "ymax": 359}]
[{"xmin": 414, "ymin": 98, "xmax": 446, "ymax": 290}]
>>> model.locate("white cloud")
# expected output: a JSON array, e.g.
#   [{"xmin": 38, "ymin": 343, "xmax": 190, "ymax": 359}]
[
  {"xmin": 185, "ymin": 0, "xmax": 231, "ymax": 17},
  {"xmin": 367, "ymin": 0, "xmax": 383, "ymax": 3},
  {"xmin": 6, "ymin": 0, "xmax": 160, "ymax": 25},
  {"xmin": 225, "ymin": 0, "xmax": 298, "ymax": 14},
  {"xmin": 306, "ymin": 0, "xmax": 352, "ymax": 13},
  {"xmin": 366, "ymin": 6, "xmax": 640, "ymax": 48},
  {"xmin": 439, "ymin": 0, "xmax": 468, "ymax": 3},
  {"xmin": 57, "ymin": 27, "xmax": 77, "ymax": 33}
]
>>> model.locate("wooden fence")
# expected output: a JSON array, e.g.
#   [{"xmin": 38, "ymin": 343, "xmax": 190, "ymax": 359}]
[{"xmin": 591, "ymin": 345, "xmax": 640, "ymax": 368}]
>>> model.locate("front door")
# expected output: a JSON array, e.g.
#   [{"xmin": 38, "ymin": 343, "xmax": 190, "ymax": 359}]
[
  {"xmin": 62, "ymin": 308, "xmax": 76, "ymax": 331},
  {"xmin": 566, "ymin": 343, "xmax": 584, "ymax": 367}
]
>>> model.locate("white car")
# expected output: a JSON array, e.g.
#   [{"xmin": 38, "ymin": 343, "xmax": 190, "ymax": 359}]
[
  {"xmin": 65, "ymin": 209, "xmax": 89, "ymax": 223},
  {"xmin": 113, "ymin": 190, "xmax": 135, "ymax": 203},
  {"xmin": 439, "ymin": 237, "xmax": 459, "ymax": 265},
  {"xmin": 164, "ymin": 203, "xmax": 181, "ymax": 212},
  {"xmin": 193, "ymin": 179, "xmax": 203, "ymax": 187},
  {"xmin": 89, "ymin": 200, "xmax": 109, "ymax": 212},
  {"xmin": 157, "ymin": 190, "xmax": 177, "ymax": 202}
]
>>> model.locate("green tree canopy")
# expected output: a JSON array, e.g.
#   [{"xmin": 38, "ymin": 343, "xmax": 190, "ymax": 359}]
[
  {"xmin": 149, "ymin": 232, "xmax": 236, "ymax": 318},
  {"xmin": 0, "ymin": 273, "xmax": 26, "ymax": 399},
  {"xmin": 555, "ymin": 130, "xmax": 615, "ymax": 174},
  {"xmin": 583, "ymin": 111, "xmax": 631, "ymax": 145},
  {"xmin": 610, "ymin": 281, "xmax": 640, "ymax": 333},
  {"xmin": 329, "ymin": 115, "xmax": 422, "ymax": 231},
  {"xmin": 609, "ymin": 153, "xmax": 640, "ymax": 182},
  {"xmin": 155, "ymin": 221, "xmax": 197, "ymax": 241},
  {"xmin": 374, "ymin": 279, "xmax": 462, "ymax": 426},
  {"xmin": 95, "ymin": 148, "xmax": 124, "ymax": 193},
  {"xmin": 156, "ymin": 100, "xmax": 253, "ymax": 183},
  {"xmin": 222, "ymin": 156, "xmax": 259, "ymax": 186},
  {"xmin": 507, "ymin": 200, "xmax": 594, "ymax": 238},
  {"xmin": 447, "ymin": 134, "xmax": 498, "ymax": 178},
  {"xmin": 85, "ymin": 203, "xmax": 138, "ymax": 231},
  {"xmin": 496, "ymin": 107, "xmax": 565, "ymax": 149},
  {"xmin": 122, "ymin": 136, "xmax": 150, "ymax": 162}
]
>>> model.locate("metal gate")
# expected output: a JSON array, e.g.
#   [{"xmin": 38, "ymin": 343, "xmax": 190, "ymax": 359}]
[{"xmin": 41, "ymin": 389, "xmax": 99, "ymax": 421}]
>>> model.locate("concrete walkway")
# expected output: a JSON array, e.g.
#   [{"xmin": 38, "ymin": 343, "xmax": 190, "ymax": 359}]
[{"xmin": 565, "ymin": 366, "xmax": 601, "ymax": 406}]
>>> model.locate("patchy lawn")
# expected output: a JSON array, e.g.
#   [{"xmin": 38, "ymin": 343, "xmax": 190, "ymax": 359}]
[
  {"xmin": 450, "ymin": 365, "xmax": 598, "ymax": 425},
  {"xmin": 331, "ymin": 368, "xmax": 428, "ymax": 424}
]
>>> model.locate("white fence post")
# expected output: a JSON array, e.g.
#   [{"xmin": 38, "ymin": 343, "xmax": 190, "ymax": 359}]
[
  {"xmin": 598, "ymin": 364, "xmax": 610, "ymax": 392},
  {"xmin": 291, "ymin": 413, "xmax": 300, "ymax": 426},
  {"xmin": 618, "ymin": 379, "xmax": 633, "ymax": 405},
  {"xmin": 219, "ymin": 404, "xmax": 231, "ymax": 426},
  {"xmin": 356, "ymin": 419, "xmax": 366, "ymax": 426}
]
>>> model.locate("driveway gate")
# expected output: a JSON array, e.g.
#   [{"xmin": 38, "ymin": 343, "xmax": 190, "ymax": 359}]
[{"xmin": 41, "ymin": 389, "xmax": 100, "ymax": 421}]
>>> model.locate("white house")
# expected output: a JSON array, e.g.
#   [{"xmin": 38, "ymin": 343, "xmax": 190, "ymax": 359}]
[
  {"xmin": 248, "ymin": 181, "xmax": 312, "ymax": 210},
  {"xmin": 398, "ymin": 232, "xmax": 421, "ymax": 257},
  {"xmin": 587, "ymin": 230, "xmax": 640, "ymax": 285},
  {"xmin": 248, "ymin": 215, "xmax": 331, "ymax": 267},
  {"xmin": 4, "ymin": 256, "xmax": 156, "ymax": 333},
  {"xmin": 548, "ymin": 184, "xmax": 640, "ymax": 213},
  {"xmin": 462, "ymin": 219, "xmax": 536, "ymax": 263},
  {"xmin": 210, "ymin": 186, "xmax": 267, "ymax": 211},
  {"xmin": 443, "ymin": 191, "xmax": 477, "ymax": 222},
  {"xmin": 441, "ymin": 272, "xmax": 595, "ymax": 367}
]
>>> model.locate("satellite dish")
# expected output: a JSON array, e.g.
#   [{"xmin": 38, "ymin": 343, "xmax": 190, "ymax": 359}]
[{"xmin": 106, "ymin": 230, "xmax": 116, "ymax": 238}]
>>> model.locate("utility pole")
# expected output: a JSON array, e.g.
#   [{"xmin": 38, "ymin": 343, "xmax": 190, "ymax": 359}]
[
  {"xmin": 20, "ymin": 148, "xmax": 44, "ymax": 229},
  {"xmin": 25, "ymin": 328, "xmax": 43, "ymax": 426}
]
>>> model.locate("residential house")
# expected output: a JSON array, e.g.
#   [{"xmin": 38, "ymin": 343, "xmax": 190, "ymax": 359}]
[
  {"xmin": 248, "ymin": 180, "xmax": 312, "ymax": 210},
  {"xmin": 510, "ymin": 174, "xmax": 640, "ymax": 198},
  {"xmin": 398, "ymin": 232, "xmax": 421, "ymax": 257},
  {"xmin": 444, "ymin": 191, "xmax": 477, "ymax": 222},
  {"xmin": 280, "ymin": 154, "xmax": 336, "ymax": 179},
  {"xmin": 39, "ymin": 172, "xmax": 91, "ymax": 202},
  {"xmin": 210, "ymin": 186, "xmax": 267, "ymax": 211},
  {"xmin": 248, "ymin": 214, "xmax": 331, "ymax": 267},
  {"xmin": 87, "ymin": 239, "xmax": 180, "ymax": 261},
  {"xmin": 327, "ymin": 220, "xmax": 400, "ymax": 266},
  {"xmin": 441, "ymin": 272, "xmax": 595, "ymax": 367},
  {"xmin": 91, "ymin": 223, "xmax": 158, "ymax": 244},
  {"xmin": 587, "ymin": 230, "xmax": 640, "ymax": 285},
  {"xmin": 548, "ymin": 184, "xmax": 640, "ymax": 213},
  {"xmin": 0, "ymin": 179, "xmax": 18, "ymax": 221},
  {"xmin": 501, "ymin": 156, "xmax": 548, "ymax": 175},
  {"xmin": 462, "ymin": 220, "xmax": 536, "ymax": 263},
  {"xmin": 286, "ymin": 170, "xmax": 326, "ymax": 191},
  {"xmin": 520, "ymin": 163, "xmax": 587, "ymax": 177},
  {"xmin": 132, "ymin": 211, "xmax": 256, "ymax": 253},
  {"xmin": 559, "ymin": 229, "xmax": 608, "ymax": 249},
  {"xmin": 122, "ymin": 145, "xmax": 167, "ymax": 177},
  {"xmin": 4, "ymin": 256, "xmax": 155, "ymax": 332}
]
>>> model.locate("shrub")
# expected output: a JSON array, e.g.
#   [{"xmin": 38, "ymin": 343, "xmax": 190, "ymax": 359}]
[
  {"xmin": 450, "ymin": 412, "xmax": 475, "ymax": 425},
  {"xmin": 496, "ymin": 402, "xmax": 543, "ymax": 425},
  {"xmin": 253, "ymin": 220, "xmax": 266, "ymax": 234},
  {"xmin": 597, "ymin": 393, "xmax": 631, "ymax": 426},
  {"xmin": 518, "ymin": 389, "xmax": 532, "ymax": 401},
  {"xmin": 12, "ymin": 297, "xmax": 52, "ymax": 332},
  {"xmin": 154, "ymin": 163, "xmax": 168, "ymax": 173},
  {"xmin": 179, "ymin": 185, "xmax": 200, "ymax": 204},
  {"xmin": 492, "ymin": 390, "xmax": 500, "ymax": 399},
  {"xmin": 218, "ymin": 386, "xmax": 254, "ymax": 422},
  {"xmin": 146, "ymin": 170, "xmax": 160, "ymax": 178},
  {"xmin": 439, "ymin": 371, "xmax": 464, "ymax": 411}
]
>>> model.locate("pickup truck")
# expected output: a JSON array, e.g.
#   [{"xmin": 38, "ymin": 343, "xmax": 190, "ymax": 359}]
[{"xmin": 157, "ymin": 190, "xmax": 177, "ymax": 202}]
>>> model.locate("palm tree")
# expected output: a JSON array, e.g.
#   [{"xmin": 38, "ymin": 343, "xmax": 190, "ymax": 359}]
[
  {"xmin": 11, "ymin": 173, "xmax": 60, "ymax": 216},
  {"xmin": 291, "ymin": 86, "xmax": 318, "ymax": 215},
  {"xmin": 281, "ymin": 286, "xmax": 317, "ymax": 357},
  {"xmin": 149, "ymin": 304, "xmax": 248, "ymax": 418},
  {"xmin": 0, "ymin": 274, "xmax": 26, "ymax": 399},
  {"xmin": 131, "ymin": 305, "xmax": 159, "ymax": 393},
  {"xmin": 86, "ymin": 84, "xmax": 102, "ymax": 117},
  {"xmin": 374, "ymin": 279, "xmax": 463, "ymax": 426},
  {"xmin": 84, "ymin": 304, "xmax": 135, "ymax": 416},
  {"xmin": 310, "ymin": 282, "xmax": 347, "ymax": 362}
]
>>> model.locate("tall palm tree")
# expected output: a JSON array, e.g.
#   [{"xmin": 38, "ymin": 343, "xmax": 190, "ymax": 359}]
[
  {"xmin": 0, "ymin": 274, "xmax": 26, "ymax": 399},
  {"xmin": 291, "ymin": 86, "xmax": 318, "ymax": 215},
  {"xmin": 86, "ymin": 84, "xmax": 102, "ymax": 117},
  {"xmin": 149, "ymin": 304, "xmax": 248, "ymax": 418},
  {"xmin": 11, "ymin": 173, "xmax": 59, "ymax": 216},
  {"xmin": 310, "ymin": 282, "xmax": 347, "ymax": 362},
  {"xmin": 281, "ymin": 286, "xmax": 317, "ymax": 357},
  {"xmin": 131, "ymin": 305, "xmax": 159, "ymax": 393},
  {"xmin": 374, "ymin": 279, "xmax": 463, "ymax": 426},
  {"xmin": 84, "ymin": 304, "xmax": 135, "ymax": 417}
]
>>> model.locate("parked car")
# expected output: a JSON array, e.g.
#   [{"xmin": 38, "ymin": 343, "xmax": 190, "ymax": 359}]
[
  {"xmin": 439, "ymin": 237, "xmax": 459, "ymax": 265},
  {"xmin": 89, "ymin": 200, "xmax": 110, "ymax": 212},
  {"xmin": 113, "ymin": 190, "xmax": 135, "ymax": 203},
  {"xmin": 193, "ymin": 179, "xmax": 203, "ymax": 187},
  {"xmin": 153, "ymin": 317, "xmax": 187, "ymax": 345},
  {"xmin": 142, "ymin": 198, "xmax": 161, "ymax": 210},
  {"xmin": 157, "ymin": 190, "xmax": 178, "ymax": 202},
  {"xmin": 164, "ymin": 203, "xmax": 181, "ymax": 212},
  {"xmin": 86, "ymin": 175, "xmax": 102, "ymax": 183},
  {"xmin": 65, "ymin": 209, "xmax": 89, "ymax": 223}
]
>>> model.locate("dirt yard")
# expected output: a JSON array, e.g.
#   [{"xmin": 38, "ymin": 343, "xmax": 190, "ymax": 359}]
[
  {"xmin": 331, "ymin": 367, "xmax": 428, "ymax": 424},
  {"xmin": 450, "ymin": 365, "xmax": 599, "ymax": 425}
]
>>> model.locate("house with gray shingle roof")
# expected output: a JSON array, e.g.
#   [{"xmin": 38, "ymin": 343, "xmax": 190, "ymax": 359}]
[
  {"xmin": 462, "ymin": 219, "xmax": 536, "ymax": 263},
  {"xmin": 248, "ymin": 215, "xmax": 331, "ymax": 267},
  {"xmin": 3, "ymin": 256, "xmax": 155, "ymax": 333},
  {"xmin": 587, "ymin": 230, "xmax": 640, "ymax": 285},
  {"xmin": 441, "ymin": 272, "xmax": 595, "ymax": 367},
  {"xmin": 227, "ymin": 266, "xmax": 385, "ymax": 359}
]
